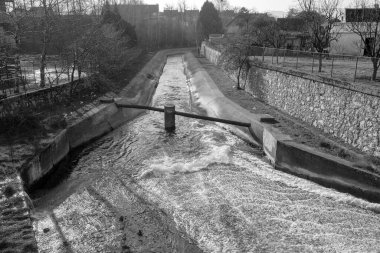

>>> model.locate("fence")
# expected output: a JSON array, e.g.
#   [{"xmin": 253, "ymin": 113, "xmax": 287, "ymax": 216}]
[
  {"xmin": 208, "ymin": 42, "xmax": 380, "ymax": 84},
  {"xmin": 1, "ymin": 56, "xmax": 95, "ymax": 99},
  {"xmin": 251, "ymin": 46, "xmax": 380, "ymax": 84},
  {"xmin": 0, "ymin": 56, "xmax": 24, "ymax": 98}
]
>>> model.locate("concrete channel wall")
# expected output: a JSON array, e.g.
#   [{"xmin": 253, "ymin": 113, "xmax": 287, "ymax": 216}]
[
  {"xmin": 0, "ymin": 49, "xmax": 192, "ymax": 252},
  {"xmin": 20, "ymin": 50, "xmax": 171, "ymax": 187},
  {"xmin": 201, "ymin": 43, "xmax": 380, "ymax": 158},
  {"xmin": 191, "ymin": 50, "xmax": 380, "ymax": 202}
]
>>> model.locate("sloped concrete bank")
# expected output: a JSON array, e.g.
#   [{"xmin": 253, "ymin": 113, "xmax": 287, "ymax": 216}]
[
  {"xmin": 21, "ymin": 51, "xmax": 169, "ymax": 188},
  {"xmin": 21, "ymin": 49, "xmax": 195, "ymax": 188},
  {"xmin": 184, "ymin": 52, "xmax": 380, "ymax": 203},
  {"xmin": 0, "ymin": 49, "xmax": 192, "ymax": 252}
]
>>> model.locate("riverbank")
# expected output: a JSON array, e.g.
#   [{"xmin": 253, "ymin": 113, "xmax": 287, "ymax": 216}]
[
  {"xmin": 196, "ymin": 53, "xmax": 380, "ymax": 174},
  {"xmin": 0, "ymin": 50, "xmax": 155, "ymax": 252},
  {"xmin": 31, "ymin": 52, "xmax": 380, "ymax": 253},
  {"xmin": 2, "ymin": 48, "xmax": 380, "ymax": 252},
  {"xmin": 31, "ymin": 52, "xmax": 204, "ymax": 253}
]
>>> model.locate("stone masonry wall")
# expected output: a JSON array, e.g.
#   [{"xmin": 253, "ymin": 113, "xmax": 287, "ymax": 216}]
[{"xmin": 201, "ymin": 43, "xmax": 380, "ymax": 157}]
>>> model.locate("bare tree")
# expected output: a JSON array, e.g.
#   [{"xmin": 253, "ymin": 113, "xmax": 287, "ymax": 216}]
[
  {"xmin": 125, "ymin": 0, "xmax": 144, "ymax": 4},
  {"xmin": 220, "ymin": 36, "xmax": 254, "ymax": 89},
  {"xmin": 178, "ymin": 0, "xmax": 187, "ymax": 46},
  {"xmin": 212, "ymin": 0, "xmax": 230, "ymax": 12},
  {"xmin": 40, "ymin": 0, "xmax": 49, "ymax": 87},
  {"xmin": 250, "ymin": 13, "xmax": 285, "ymax": 48},
  {"xmin": 236, "ymin": 7, "xmax": 253, "ymax": 34},
  {"xmin": 298, "ymin": 0, "xmax": 342, "ymax": 72},
  {"xmin": 347, "ymin": 0, "xmax": 380, "ymax": 80}
]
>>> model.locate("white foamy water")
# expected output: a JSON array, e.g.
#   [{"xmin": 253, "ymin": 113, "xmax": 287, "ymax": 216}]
[{"xmin": 33, "ymin": 55, "xmax": 380, "ymax": 252}]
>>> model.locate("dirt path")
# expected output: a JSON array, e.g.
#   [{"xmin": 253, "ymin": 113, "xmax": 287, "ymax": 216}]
[{"xmin": 197, "ymin": 56, "xmax": 380, "ymax": 173}]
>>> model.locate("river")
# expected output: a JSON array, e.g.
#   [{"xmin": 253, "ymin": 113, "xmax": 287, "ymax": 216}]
[{"xmin": 32, "ymin": 55, "xmax": 380, "ymax": 253}]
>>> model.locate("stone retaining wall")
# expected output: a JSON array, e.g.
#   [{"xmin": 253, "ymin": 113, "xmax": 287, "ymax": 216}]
[
  {"xmin": 201, "ymin": 43, "xmax": 380, "ymax": 157},
  {"xmin": 191, "ymin": 50, "xmax": 380, "ymax": 202}
]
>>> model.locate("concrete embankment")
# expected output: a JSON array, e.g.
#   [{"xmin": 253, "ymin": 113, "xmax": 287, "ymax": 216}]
[
  {"xmin": 0, "ymin": 49, "xmax": 192, "ymax": 252},
  {"xmin": 21, "ymin": 50, "xmax": 186, "ymax": 188},
  {"xmin": 184, "ymin": 52, "xmax": 380, "ymax": 203}
]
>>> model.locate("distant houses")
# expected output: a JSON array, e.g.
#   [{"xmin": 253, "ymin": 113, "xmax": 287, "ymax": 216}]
[
  {"xmin": 113, "ymin": 4, "xmax": 200, "ymax": 48},
  {"xmin": 222, "ymin": 6, "xmax": 380, "ymax": 56},
  {"xmin": 277, "ymin": 18, "xmax": 309, "ymax": 50},
  {"xmin": 115, "ymin": 4, "xmax": 159, "ymax": 26},
  {"xmin": 224, "ymin": 13, "xmax": 309, "ymax": 50}
]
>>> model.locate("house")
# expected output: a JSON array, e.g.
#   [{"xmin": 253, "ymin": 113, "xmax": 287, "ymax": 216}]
[
  {"xmin": 163, "ymin": 9, "xmax": 179, "ymax": 18},
  {"xmin": 115, "ymin": 4, "xmax": 159, "ymax": 26},
  {"xmin": 184, "ymin": 9, "xmax": 199, "ymax": 23},
  {"xmin": 115, "ymin": 4, "xmax": 159, "ymax": 45},
  {"xmin": 329, "ymin": 23, "xmax": 361, "ymax": 55},
  {"xmin": 225, "ymin": 16, "xmax": 241, "ymax": 36},
  {"xmin": 220, "ymin": 10, "xmax": 237, "ymax": 28},
  {"xmin": 277, "ymin": 18, "xmax": 309, "ymax": 50},
  {"xmin": 330, "ymin": 7, "xmax": 380, "ymax": 56},
  {"xmin": 225, "ymin": 13, "xmax": 254, "ymax": 36}
]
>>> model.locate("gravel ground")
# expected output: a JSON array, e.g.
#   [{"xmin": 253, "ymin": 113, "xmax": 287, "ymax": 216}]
[{"xmin": 197, "ymin": 56, "xmax": 380, "ymax": 174}]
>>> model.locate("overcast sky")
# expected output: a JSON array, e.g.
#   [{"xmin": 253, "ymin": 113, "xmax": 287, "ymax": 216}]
[
  {"xmin": 143, "ymin": 0, "xmax": 298, "ymax": 12},
  {"xmin": 144, "ymin": 0, "xmax": 351, "ymax": 12}
]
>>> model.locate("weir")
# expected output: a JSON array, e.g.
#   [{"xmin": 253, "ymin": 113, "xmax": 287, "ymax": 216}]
[
  {"xmin": 31, "ymin": 55, "xmax": 380, "ymax": 252},
  {"xmin": 113, "ymin": 103, "xmax": 252, "ymax": 128}
]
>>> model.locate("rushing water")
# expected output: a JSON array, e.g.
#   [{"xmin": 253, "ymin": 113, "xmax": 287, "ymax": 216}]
[{"xmin": 33, "ymin": 55, "xmax": 380, "ymax": 252}]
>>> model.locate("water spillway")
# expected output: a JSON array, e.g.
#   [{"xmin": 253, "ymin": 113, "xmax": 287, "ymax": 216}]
[{"xmin": 32, "ymin": 55, "xmax": 380, "ymax": 252}]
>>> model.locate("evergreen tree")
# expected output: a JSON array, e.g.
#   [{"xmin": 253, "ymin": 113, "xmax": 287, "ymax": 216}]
[
  {"xmin": 197, "ymin": 1, "xmax": 223, "ymax": 40},
  {"xmin": 101, "ymin": 2, "xmax": 137, "ymax": 47}
]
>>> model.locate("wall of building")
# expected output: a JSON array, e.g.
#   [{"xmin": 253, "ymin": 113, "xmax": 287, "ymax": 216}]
[
  {"xmin": 202, "ymin": 43, "xmax": 380, "ymax": 157},
  {"xmin": 330, "ymin": 31, "xmax": 362, "ymax": 55}
]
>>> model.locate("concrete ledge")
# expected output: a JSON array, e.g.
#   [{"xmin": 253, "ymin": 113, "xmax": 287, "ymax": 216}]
[
  {"xmin": 275, "ymin": 141, "xmax": 380, "ymax": 202},
  {"xmin": 186, "ymin": 51, "xmax": 380, "ymax": 203},
  {"xmin": 67, "ymin": 104, "xmax": 114, "ymax": 149},
  {"xmin": 262, "ymin": 126, "xmax": 293, "ymax": 164}
]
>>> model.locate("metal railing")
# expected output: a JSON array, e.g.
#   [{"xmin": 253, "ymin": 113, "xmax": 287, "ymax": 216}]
[{"xmin": 1, "ymin": 56, "xmax": 95, "ymax": 99}]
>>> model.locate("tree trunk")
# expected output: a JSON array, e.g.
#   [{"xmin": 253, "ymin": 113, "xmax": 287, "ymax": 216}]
[
  {"xmin": 318, "ymin": 53, "xmax": 323, "ymax": 73},
  {"xmin": 70, "ymin": 49, "xmax": 77, "ymax": 99},
  {"xmin": 71, "ymin": 63, "xmax": 76, "ymax": 83},
  {"xmin": 276, "ymin": 49, "xmax": 279, "ymax": 64},
  {"xmin": 237, "ymin": 63, "xmax": 243, "ymax": 89},
  {"xmin": 71, "ymin": 45, "xmax": 78, "ymax": 83},
  {"xmin": 78, "ymin": 63, "xmax": 82, "ymax": 80},
  {"xmin": 372, "ymin": 58, "xmax": 379, "ymax": 81},
  {"xmin": 40, "ymin": 41, "xmax": 46, "ymax": 88},
  {"xmin": 40, "ymin": 0, "xmax": 48, "ymax": 88}
]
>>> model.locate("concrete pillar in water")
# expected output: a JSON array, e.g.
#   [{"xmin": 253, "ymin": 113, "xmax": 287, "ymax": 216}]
[{"xmin": 164, "ymin": 104, "xmax": 175, "ymax": 132}]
